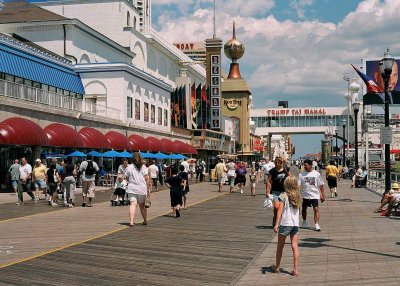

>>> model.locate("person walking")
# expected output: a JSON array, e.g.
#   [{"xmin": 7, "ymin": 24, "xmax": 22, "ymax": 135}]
[
  {"xmin": 45, "ymin": 163, "xmax": 61, "ymax": 207},
  {"xmin": 273, "ymin": 176, "xmax": 301, "ymax": 277},
  {"xmin": 157, "ymin": 160, "xmax": 164, "ymax": 185},
  {"xmin": 126, "ymin": 152, "xmax": 151, "ymax": 227},
  {"xmin": 262, "ymin": 157, "xmax": 275, "ymax": 184},
  {"xmin": 326, "ymin": 159, "xmax": 340, "ymax": 198},
  {"xmin": 195, "ymin": 160, "xmax": 204, "ymax": 182},
  {"xmin": 215, "ymin": 158, "xmax": 227, "ymax": 192},
  {"xmin": 165, "ymin": 167, "xmax": 183, "ymax": 218},
  {"xmin": 148, "ymin": 160, "xmax": 159, "ymax": 192},
  {"xmin": 17, "ymin": 157, "xmax": 35, "ymax": 205},
  {"xmin": 265, "ymin": 157, "xmax": 290, "ymax": 225},
  {"xmin": 235, "ymin": 161, "xmax": 247, "ymax": 194},
  {"xmin": 79, "ymin": 154, "xmax": 99, "ymax": 207},
  {"xmin": 249, "ymin": 167, "xmax": 257, "ymax": 196},
  {"xmin": 298, "ymin": 159, "xmax": 325, "ymax": 231},
  {"xmin": 32, "ymin": 159, "xmax": 47, "ymax": 201},
  {"xmin": 178, "ymin": 165, "xmax": 190, "ymax": 209},
  {"xmin": 8, "ymin": 159, "xmax": 20, "ymax": 196},
  {"xmin": 226, "ymin": 159, "xmax": 237, "ymax": 193},
  {"xmin": 63, "ymin": 157, "xmax": 76, "ymax": 208}
]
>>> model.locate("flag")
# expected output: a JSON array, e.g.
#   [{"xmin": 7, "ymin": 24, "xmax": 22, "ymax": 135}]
[{"xmin": 351, "ymin": 64, "xmax": 387, "ymax": 103}]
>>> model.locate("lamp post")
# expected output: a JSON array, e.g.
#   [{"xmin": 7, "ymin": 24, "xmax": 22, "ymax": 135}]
[
  {"xmin": 342, "ymin": 119, "xmax": 346, "ymax": 167},
  {"xmin": 335, "ymin": 129, "xmax": 338, "ymax": 157},
  {"xmin": 353, "ymin": 101, "xmax": 360, "ymax": 167},
  {"xmin": 380, "ymin": 49, "xmax": 395, "ymax": 194}
]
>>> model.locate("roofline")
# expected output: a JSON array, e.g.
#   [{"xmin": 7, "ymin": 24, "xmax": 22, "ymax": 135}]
[
  {"xmin": 75, "ymin": 62, "xmax": 174, "ymax": 93},
  {"xmin": 0, "ymin": 19, "xmax": 135, "ymax": 59},
  {"xmin": 34, "ymin": 0, "xmax": 141, "ymax": 13}
]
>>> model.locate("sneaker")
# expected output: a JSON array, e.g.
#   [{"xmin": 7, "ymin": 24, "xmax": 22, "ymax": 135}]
[
  {"xmin": 302, "ymin": 221, "xmax": 308, "ymax": 229},
  {"xmin": 175, "ymin": 209, "xmax": 180, "ymax": 218},
  {"xmin": 68, "ymin": 203, "xmax": 74, "ymax": 208},
  {"xmin": 331, "ymin": 193, "xmax": 334, "ymax": 198},
  {"xmin": 48, "ymin": 201, "xmax": 52, "ymax": 206},
  {"xmin": 51, "ymin": 203, "xmax": 58, "ymax": 207},
  {"xmin": 315, "ymin": 224, "xmax": 321, "ymax": 231},
  {"xmin": 16, "ymin": 202, "xmax": 22, "ymax": 205},
  {"xmin": 240, "ymin": 189, "xmax": 243, "ymax": 194},
  {"xmin": 334, "ymin": 192, "xmax": 338, "ymax": 197}
]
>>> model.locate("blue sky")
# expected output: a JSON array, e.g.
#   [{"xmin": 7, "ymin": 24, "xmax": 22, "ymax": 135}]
[{"xmin": 152, "ymin": 0, "xmax": 400, "ymax": 158}]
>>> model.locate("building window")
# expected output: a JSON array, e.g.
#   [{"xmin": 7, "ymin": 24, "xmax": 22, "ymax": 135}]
[
  {"xmin": 164, "ymin": 109, "xmax": 168, "ymax": 126},
  {"xmin": 151, "ymin": 104, "xmax": 155, "ymax": 123},
  {"xmin": 127, "ymin": 97, "xmax": 133, "ymax": 118},
  {"xmin": 135, "ymin": 99, "xmax": 140, "ymax": 120},
  {"xmin": 127, "ymin": 11, "xmax": 131, "ymax": 26},
  {"xmin": 158, "ymin": 107, "xmax": 162, "ymax": 125},
  {"xmin": 144, "ymin": 102, "xmax": 149, "ymax": 122}
]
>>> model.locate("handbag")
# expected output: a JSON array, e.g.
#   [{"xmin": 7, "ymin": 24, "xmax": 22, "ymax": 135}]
[{"xmin": 145, "ymin": 196, "xmax": 151, "ymax": 208}]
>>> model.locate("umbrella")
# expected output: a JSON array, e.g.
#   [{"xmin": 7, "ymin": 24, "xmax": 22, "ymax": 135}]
[
  {"xmin": 120, "ymin": 150, "xmax": 133, "ymax": 158},
  {"xmin": 66, "ymin": 151, "xmax": 86, "ymax": 157},
  {"xmin": 140, "ymin": 151, "xmax": 151, "ymax": 158},
  {"xmin": 102, "ymin": 150, "xmax": 125, "ymax": 158},
  {"xmin": 154, "ymin": 152, "xmax": 170, "ymax": 160},
  {"xmin": 88, "ymin": 150, "xmax": 104, "ymax": 157}
]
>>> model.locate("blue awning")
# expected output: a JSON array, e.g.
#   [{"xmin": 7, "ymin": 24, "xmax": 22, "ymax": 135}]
[{"xmin": 0, "ymin": 44, "xmax": 85, "ymax": 94}]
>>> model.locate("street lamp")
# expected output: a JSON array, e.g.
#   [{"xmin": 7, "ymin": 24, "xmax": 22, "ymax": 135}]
[
  {"xmin": 380, "ymin": 48, "xmax": 395, "ymax": 194},
  {"xmin": 335, "ymin": 129, "xmax": 338, "ymax": 157},
  {"xmin": 353, "ymin": 101, "xmax": 360, "ymax": 167},
  {"xmin": 342, "ymin": 119, "xmax": 347, "ymax": 167}
]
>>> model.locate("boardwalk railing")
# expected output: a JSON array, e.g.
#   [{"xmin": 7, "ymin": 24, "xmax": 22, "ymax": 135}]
[
  {"xmin": 0, "ymin": 79, "xmax": 121, "ymax": 121},
  {"xmin": 367, "ymin": 169, "xmax": 400, "ymax": 195}
]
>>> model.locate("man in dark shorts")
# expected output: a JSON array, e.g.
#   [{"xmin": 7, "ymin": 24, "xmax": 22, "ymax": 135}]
[{"xmin": 298, "ymin": 159, "xmax": 325, "ymax": 231}]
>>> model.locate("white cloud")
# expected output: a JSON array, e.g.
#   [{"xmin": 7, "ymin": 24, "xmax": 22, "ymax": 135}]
[{"xmin": 154, "ymin": 0, "xmax": 400, "ymax": 108}]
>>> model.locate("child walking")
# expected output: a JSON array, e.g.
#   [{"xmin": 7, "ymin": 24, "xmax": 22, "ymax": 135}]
[
  {"xmin": 165, "ymin": 167, "xmax": 183, "ymax": 218},
  {"xmin": 273, "ymin": 176, "xmax": 301, "ymax": 277}
]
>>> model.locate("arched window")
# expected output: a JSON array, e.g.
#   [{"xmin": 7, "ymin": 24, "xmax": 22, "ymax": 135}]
[
  {"xmin": 127, "ymin": 11, "xmax": 131, "ymax": 26},
  {"xmin": 133, "ymin": 16, "xmax": 137, "ymax": 29}
]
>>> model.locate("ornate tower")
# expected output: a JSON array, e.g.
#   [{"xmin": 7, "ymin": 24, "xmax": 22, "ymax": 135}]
[{"xmin": 221, "ymin": 22, "xmax": 252, "ymax": 156}]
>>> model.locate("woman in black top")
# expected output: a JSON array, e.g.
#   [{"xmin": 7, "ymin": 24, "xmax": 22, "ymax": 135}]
[
  {"xmin": 63, "ymin": 157, "xmax": 76, "ymax": 208},
  {"xmin": 179, "ymin": 165, "xmax": 190, "ymax": 209},
  {"xmin": 165, "ymin": 167, "xmax": 183, "ymax": 218},
  {"xmin": 265, "ymin": 157, "xmax": 290, "ymax": 225},
  {"xmin": 46, "ymin": 163, "xmax": 60, "ymax": 207}
]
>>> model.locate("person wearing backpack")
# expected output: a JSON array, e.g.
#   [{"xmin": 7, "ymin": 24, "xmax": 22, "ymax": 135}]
[
  {"xmin": 45, "ymin": 163, "xmax": 61, "ymax": 207},
  {"xmin": 79, "ymin": 154, "xmax": 99, "ymax": 207}
]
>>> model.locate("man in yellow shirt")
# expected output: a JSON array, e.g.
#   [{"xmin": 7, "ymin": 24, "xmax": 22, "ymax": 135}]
[
  {"xmin": 32, "ymin": 159, "xmax": 47, "ymax": 201},
  {"xmin": 215, "ymin": 158, "xmax": 227, "ymax": 192},
  {"xmin": 326, "ymin": 160, "xmax": 340, "ymax": 198}
]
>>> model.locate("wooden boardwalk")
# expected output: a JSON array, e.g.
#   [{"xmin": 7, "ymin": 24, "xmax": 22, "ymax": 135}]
[{"xmin": 0, "ymin": 183, "xmax": 274, "ymax": 285}]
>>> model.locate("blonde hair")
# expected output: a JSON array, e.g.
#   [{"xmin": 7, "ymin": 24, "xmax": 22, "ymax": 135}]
[{"xmin": 283, "ymin": 176, "xmax": 301, "ymax": 208}]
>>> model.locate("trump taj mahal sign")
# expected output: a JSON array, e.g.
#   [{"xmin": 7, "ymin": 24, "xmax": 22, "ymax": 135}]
[{"xmin": 266, "ymin": 108, "xmax": 327, "ymax": 116}]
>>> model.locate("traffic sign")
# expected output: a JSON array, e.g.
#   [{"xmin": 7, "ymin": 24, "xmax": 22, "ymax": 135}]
[{"xmin": 380, "ymin": 126, "xmax": 392, "ymax": 144}]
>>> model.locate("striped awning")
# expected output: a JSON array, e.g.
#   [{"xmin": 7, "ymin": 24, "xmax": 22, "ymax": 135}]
[{"xmin": 0, "ymin": 44, "xmax": 84, "ymax": 94}]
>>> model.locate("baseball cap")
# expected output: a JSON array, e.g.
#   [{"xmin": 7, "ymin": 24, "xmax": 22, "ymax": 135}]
[{"xmin": 35, "ymin": 158, "xmax": 41, "ymax": 162}]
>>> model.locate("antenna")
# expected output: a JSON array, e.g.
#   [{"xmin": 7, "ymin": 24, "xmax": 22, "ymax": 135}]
[{"xmin": 213, "ymin": 0, "xmax": 216, "ymax": 38}]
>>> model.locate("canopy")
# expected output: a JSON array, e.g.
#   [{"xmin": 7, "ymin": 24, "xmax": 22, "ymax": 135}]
[
  {"xmin": 44, "ymin": 123, "xmax": 84, "ymax": 148},
  {"xmin": 140, "ymin": 151, "xmax": 153, "ymax": 159},
  {"xmin": 128, "ymin": 134, "xmax": 148, "ymax": 151},
  {"xmin": 154, "ymin": 152, "xmax": 170, "ymax": 159},
  {"xmin": 170, "ymin": 154, "xmax": 186, "ymax": 160},
  {"xmin": 87, "ymin": 150, "xmax": 104, "ymax": 157},
  {"xmin": 390, "ymin": 149, "xmax": 400, "ymax": 154},
  {"xmin": 102, "ymin": 150, "xmax": 124, "ymax": 158},
  {"xmin": 105, "ymin": 131, "xmax": 131, "ymax": 151},
  {"xmin": 160, "ymin": 138, "xmax": 179, "ymax": 153},
  {"xmin": 0, "ymin": 117, "xmax": 48, "ymax": 146},
  {"xmin": 146, "ymin": 136, "xmax": 166, "ymax": 153},
  {"xmin": 79, "ymin": 127, "xmax": 111, "ymax": 149},
  {"xmin": 66, "ymin": 151, "xmax": 86, "ymax": 157}
]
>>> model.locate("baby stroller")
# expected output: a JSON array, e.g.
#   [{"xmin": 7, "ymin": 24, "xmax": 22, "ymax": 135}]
[{"xmin": 110, "ymin": 187, "xmax": 128, "ymax": 206}]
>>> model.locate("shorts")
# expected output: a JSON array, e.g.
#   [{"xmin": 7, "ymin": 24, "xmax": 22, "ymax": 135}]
[
  {"xmin": 47, "ymin": 182, "xmax": 58, "ymax": 196},
  {"xmin": 217, "ymin": 175, "xmax": 225, "ymax": 184},
  {"xmin": 279, "ymin": 226, "xmax": 299, "ymax": 236},
  {"xmin": 227, "ymin": 175, "xmax": 235, "ymax": 187},
  {"xmin": 82, "ymin": 180, "xmax": 95, "ymax": 198},
  {"xmin": 128, "ymin": 193, "xmax": 146, "ymax": 204},
  {"xmin": 11, "ymin": 180, "xmax": 19, "ymax": 189},
  {"xmin": 34, "ymin": 179, "xmax": 47, "ymax": 189},
  {"xmin": 271, "ymin": 191, "xmax": 283, "ymax": 202},
  {"xmin": 327, "ymin": 176, "xmax": 337, "ymax": 188},
  {"xmin": 302, "ymin": 198, "xmax": 319, "ymax": 208}
]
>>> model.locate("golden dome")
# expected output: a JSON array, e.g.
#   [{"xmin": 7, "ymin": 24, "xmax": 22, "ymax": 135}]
[{"xmin": 224, "ymin": 21, "xmax": 245, "ymax": 63}]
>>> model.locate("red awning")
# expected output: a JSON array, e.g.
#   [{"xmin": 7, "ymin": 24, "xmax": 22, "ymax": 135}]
[
  {"xmin": 0, "ymin": 117, "xmax": 48, "ymax": 146},
  {"xmin": 105, "ymin": 131, "xmax": 131, "ymax": 151},
  {"xmin": 390, "ymin": 149, "xmax": 400, "ymax": 154},
  {"xmin": 160, "ymin": 138, "xmax": 179, "ymax": 153},
  {"xmin": 128, "ymin": 134, "xmax": 148, "ymax": 151},
  {"xmin": 44, "ymin": 123, "xmax": 84, "ymax": 148},
  {"xmin": 146, "ymin": 137, "xmax": 166, "ymax": 153},
  {"xmin": 78, "ymin": 127, "xmax": 111, "ymax": 149},
  {"xmin": 186, "ymin": 144, "xmax": 198, "ymax": 155},
  {"xmin": 174, "ymin": 140, "xmax": 190, "ymax": 154}
]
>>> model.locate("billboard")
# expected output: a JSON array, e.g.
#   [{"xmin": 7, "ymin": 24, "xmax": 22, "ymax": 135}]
[{"xmin": 363, "ymin": 58, "xmax": 400, "ymax": 104}]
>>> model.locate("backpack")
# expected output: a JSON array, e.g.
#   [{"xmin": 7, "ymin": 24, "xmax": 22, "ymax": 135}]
[
  {"xmin": 237, "ymin": 167, "xmax": 246, "ymax": 176},
  {"xmin": 85, "ymin": 160, "xmax": 96, "ymax": 176}
]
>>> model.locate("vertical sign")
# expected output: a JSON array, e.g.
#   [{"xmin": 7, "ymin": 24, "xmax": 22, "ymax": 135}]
[{"xmin": 210, "ymin": 55, "xmax": 221, "ymax": 130}]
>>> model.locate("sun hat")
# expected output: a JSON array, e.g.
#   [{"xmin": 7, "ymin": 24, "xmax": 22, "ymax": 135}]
[
  {"xmin": 391, "ymin": 182, "xmax": 400, "ymax": 189},
  {"xmin": 35, "ymin": 158, "xmax": 41, "ymax": 163}
]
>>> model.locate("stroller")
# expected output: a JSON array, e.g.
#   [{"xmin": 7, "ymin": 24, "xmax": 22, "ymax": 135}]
[{"xmin": 111, "ymin": 176, "xmax": 128, "ymax": 206}]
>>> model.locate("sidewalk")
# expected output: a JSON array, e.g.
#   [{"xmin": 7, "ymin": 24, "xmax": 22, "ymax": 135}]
[{"xmin": 235, "ymin": 176, "xmax": 400, "ymax": 285}]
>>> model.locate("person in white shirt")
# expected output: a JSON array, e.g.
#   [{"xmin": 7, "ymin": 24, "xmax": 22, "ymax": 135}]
[
  {"xmin": 17, "ymin": 157, "xmax": 35, "ymax": 205},
  {"xmin": 148, "ymin": 160, "xmax": 159, "ymax": 192},
  {"xmin": 273, "ymin": 176, "xmax": 301, "ymax": 277},
  {"xmin": 113, "ymin": 175, "xmax": 127, "ymax": 206},
  {"xmin": 117, "ymin": 158, "xmax": 129, "ymax": 178},
  {"xmin": 262, "ymin": 157, "xmax": 275, "ymax": 184},
  {"xmin": 180, "ymin": 159, "xmax": 190, "ymax": 173},
  {"xmin": 298, "ymin": 159, "xmax": 325, "ymax": 231},
  {"xmin": 126, "ymin": 152, "xmax": 151, "ymax": 226}
]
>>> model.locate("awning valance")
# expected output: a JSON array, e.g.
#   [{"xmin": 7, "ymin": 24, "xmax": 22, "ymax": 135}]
[
  {"xmin": 105, "ymin": 131, "xmax": 131, "ymax": 151},
  {"xmin": 128, "ymin": 134, "xmax": 148, "ymax": 152},
  {"xmin": 146, "ymin": 137, "xmax": 166, "ymax": 153},
  {"xmin": 78, "ymin": 127, "xmax": 111, "ymax": 149}
]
